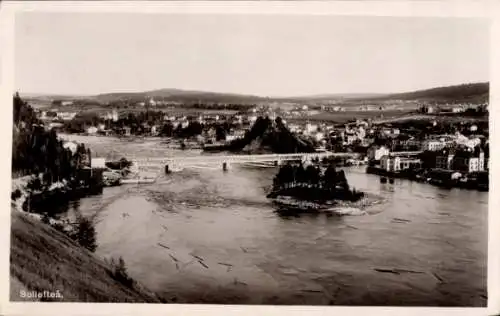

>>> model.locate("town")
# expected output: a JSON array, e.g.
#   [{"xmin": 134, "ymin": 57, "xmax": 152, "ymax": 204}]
[{"xmin": 31, "ymin": 95, "xmax": 489, "ymax": 191}]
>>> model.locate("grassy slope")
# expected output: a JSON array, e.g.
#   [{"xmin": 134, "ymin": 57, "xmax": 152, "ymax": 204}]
[{"xmin": 10, "ymin": 210, "xmax": 163, "ymax": 303}]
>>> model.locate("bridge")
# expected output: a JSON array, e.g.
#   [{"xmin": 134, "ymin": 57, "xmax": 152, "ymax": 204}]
[
  {"xmin": 101, "ymin": 151, "xmax": 421, "ymax": 173},
  {"xmin": 127, "ymin": 152, "xmax": 359, "ymax": 171},
  {"xmin": 388, "ymin": 151, "xmax": 421, "ymax": 157}
]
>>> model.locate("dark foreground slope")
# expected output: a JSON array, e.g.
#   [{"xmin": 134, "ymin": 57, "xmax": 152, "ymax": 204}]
[{"xmin": 10, "ymin": 210, "xmax": 163, "ymax": 302}]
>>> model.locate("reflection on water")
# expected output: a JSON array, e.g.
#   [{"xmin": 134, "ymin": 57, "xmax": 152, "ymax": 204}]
[{"xmin": 57, "ymin": 136, "xmax": 488, "ymax": 306}]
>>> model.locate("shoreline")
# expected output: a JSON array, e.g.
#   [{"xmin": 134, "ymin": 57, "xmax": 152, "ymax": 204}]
[{"xmin": 270, "ymin": 191, "xmax": 384, "ymax": 215}]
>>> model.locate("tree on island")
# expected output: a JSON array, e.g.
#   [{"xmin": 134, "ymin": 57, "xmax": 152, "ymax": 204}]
[{"xmin": 269, "ymin": 162, "xmax": 363, "ymax": 202}]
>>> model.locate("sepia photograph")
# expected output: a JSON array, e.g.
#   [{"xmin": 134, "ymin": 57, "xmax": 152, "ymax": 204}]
[{"xmin": 3, "ymin": 2, "xmax": 496, "ymax": 314}]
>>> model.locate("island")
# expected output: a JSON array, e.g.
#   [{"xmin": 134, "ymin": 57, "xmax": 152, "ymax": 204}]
[{"xmin": 267, "ymin": 162, "xmax": 380, "ymax": 215}]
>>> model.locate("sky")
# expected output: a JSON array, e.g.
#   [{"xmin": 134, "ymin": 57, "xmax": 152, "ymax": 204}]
[{"xmin": 15, "ymin": 13, "xmax": 490, "ymax": 97}]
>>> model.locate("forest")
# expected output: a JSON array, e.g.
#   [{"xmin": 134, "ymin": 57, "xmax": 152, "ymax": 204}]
[{"xmin": 12, "ymin": 93, "xmax": 90, "ymax": 185}]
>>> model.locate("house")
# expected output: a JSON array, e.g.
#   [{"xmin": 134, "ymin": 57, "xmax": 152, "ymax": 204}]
[
  {"xmin": 452, "ymin": 149, "xmax": 485, "ymax": 173},
  {"xmin": 345, "ymin": 133, "xmax": 358, "ymax": 145},
  {"xmin": 57, "ymin": 112, "xmax": 77, "ymax": 121},
  {"xmin": 436, "ymin": 152, "xmax": 454, "ymax": 170},
  {"xmin": 422, "ymin": 140, "xmax": 447, "ymax": 151},
  {"xmin": 62, "ymin": 141, "xmax": 78, "ymax": 154},
  {"xmin": 61, "ymin": 101, "xmax": 74, "ymax": 106},
  {"xmin": 313, "ymin": 132, "xmax": 325, "ymax": 142},
  {"xmin": 436, "ymin": 147, "xmax": 485, "ymax": 173},
  {"xmin": 86, "ymin": 126, "xmax": 98, "ymax": 135},
  {"xmin": 361, "ymin": 137, "xmax": 375, "ymax": 147},
  {"xmin": 367, "ymin": 145, "xmax": 390, "ymax": 161},
  {"xmin": 380, "ymin": 155, "xmax": 422, "ymax": 172},
  {"xmin": 304, "ymin": 123, "xmax": 318, "ymax": 135}
]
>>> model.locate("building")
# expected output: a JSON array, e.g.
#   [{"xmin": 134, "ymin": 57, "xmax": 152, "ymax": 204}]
[
  {"xmin": 304, "ymin": 123, "xmax": 318, "ymax": 135},
  {"xmin": 62, "ymin": 141, "xmax": 78, "ymax": 154},
  {"xmin": 452, "ymin": 149, "xmax": 485, "ymax": 173},
  {"xmin": 367, "ymin": 145, "xmax": 390, "ymax": 161},
  {"xmin": 57, "ymin": 112, "xmax": 77, "ymax": 121},
  {"xmin": 436, "ymin": 147, "xmax": 485, "ymax": 173},
  {"xmin": 86, "ymin": 126, "xmax": 98, "ymax": 135},
  {"xmin": 436, "ymin": 153, "xmax": 454, "ymax": 170},
  {"xmin": 61, "ymin": 101, "xmax": 74, "ymax": 106},
  {"xmin": 380, "ymin": 155, "xmax": 422, "ymax": 172},
  {"xmin": 422, "ymin": 140, "xmax": 448, "ymax": 151}
]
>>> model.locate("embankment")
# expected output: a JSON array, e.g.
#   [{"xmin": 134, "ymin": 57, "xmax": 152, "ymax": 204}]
[{"xmin": 10, "ymin": 210, "xmax": 164, "ymax": 302}]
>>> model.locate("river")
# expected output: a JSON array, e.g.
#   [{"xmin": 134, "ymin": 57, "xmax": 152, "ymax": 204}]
[{"xmin": 59, "ymin": 134, "xmax": 488, "ymax": 306}]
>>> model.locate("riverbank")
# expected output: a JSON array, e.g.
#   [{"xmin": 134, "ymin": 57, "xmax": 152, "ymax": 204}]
[
  {"xmin": 366, "ymin": 166, "xmax": 489, "ymax": 191},
  {"xmin": 10, "ymin": 209, "xmax": 165, "ymax": 302}
]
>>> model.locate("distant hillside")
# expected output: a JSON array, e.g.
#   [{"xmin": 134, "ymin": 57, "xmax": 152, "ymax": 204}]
[
  {"xmin": 95, "ymin": 88, "xmax": 269, "ymax": 105},
  {"xmin": 23, "ymin": 82, "xmax": 489, "ymax": 108},
  {"xmin": 292, "ymin": 93, "xmax": 386, "ymax": 102},
  {"xmin": 375, "ymin": 82, "xmax": 489, "ymax": 103}
]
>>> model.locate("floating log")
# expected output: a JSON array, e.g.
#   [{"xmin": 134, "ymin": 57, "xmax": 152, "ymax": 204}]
[
  {"xmin": 393, "ymin": 218, "xmax": 411, "ymax": 222},
  {"xmin": 432, "ymin": 272, "xmax": 444, "ymax": 283},
  {"xmin": 392, "ymin": 268, "xmax": 425, "ymax": 274},
  {"xmin": 374, "ymin": 268, "xmax": 401, "ymax": 275},
  {"xmin": 168, "ymin": 254, "xmax": 179, "ymax": 263},
  {"xmin": 198, "ymin": 260, "xmax": 209, "ymax": 269},
  {"xmin": 190, "ymin": 253, "xmax": 205, "ymax": 261},
  {"xmin": 240, "ymin": 246, "xmax": 248, "ymax": 253},
  {"xmin": 157, "ymin": 243, "xmax": 170, "ymax": 250},
  {"xmin": 301, "ymin": 289, "xmax": 323, "ymax": 293}
]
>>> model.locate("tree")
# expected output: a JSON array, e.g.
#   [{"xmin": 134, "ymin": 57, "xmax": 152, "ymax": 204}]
[
  {"xmin": 73, "ymin": 216, "xmax": 97, "ymax": 252},
  {"xmin": 322, "ymin": 163, "xmax": 337, "ymax": 190},
  {"xmin": 160, "ymin": 121, "xmax": 174, "ymax": 137},
  {"xmin": 215, "ymin": 126, "xmax": 227, "ymax": 141},
  {"xmin": 305, "ymin": 165, "xmax": 321, "ymax": 187}
]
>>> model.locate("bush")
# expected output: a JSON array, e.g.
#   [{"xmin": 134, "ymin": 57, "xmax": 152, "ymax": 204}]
[
  {"xmin": 41, "ymin": 213, "xmax": 51, "ymax": 225},
  {"xmin": 11, "ymin": 189, "xmax": 22, "ymax": 201}
]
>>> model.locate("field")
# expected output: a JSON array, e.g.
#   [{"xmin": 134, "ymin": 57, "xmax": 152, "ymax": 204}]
[{"xmin": 286, "ymin": 110, "xmax": 414, "ymax": 124}]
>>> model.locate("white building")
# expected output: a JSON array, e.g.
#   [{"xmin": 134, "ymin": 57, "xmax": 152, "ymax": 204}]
[
  {"xmin": 367, "ymin": 145, "xmax": 390, "ymax": 161},
  {"xmin": 380, "ymin": 155, "xmax": 422, "ymax": 172},
  {"xmin": 62, "ymin": 141, "xmax": 78, "ymax": 154},
  {"xmin": 86, "ymin": 126, "xmax": 98, "ymax": 134},
  {"xmin": 57, "ymin": 112, "xmax": 77, "ymax": 121},
  {"xmin": 314, "ymin": 132, "xmax": 325, "ymax": 142},
  {"xmin": 422, "ymin": 140, "xmax": 447, "ymax": 151},
  {"xmin": 304, "ymin": 123, "xmax": 318, "ymax": 135}
]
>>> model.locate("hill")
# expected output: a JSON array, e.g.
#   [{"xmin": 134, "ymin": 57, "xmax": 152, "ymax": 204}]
[
  {"xmin": 23, "ymin": 81, "xmax": 489, "ymax": 109},
  {"xmin": 95, "ymin": 88, "xmax": 269, "ymax": 105},
  {"xmin": 372, "ymin": 82, "xmax": 489, "ymax": 103},
  {"xmin": 227, "ymin": 116, "xmax": 316, "ymax": 154},
  {"xmin": 10, "ymin": 210, "xmax": 164, "ymax": 302},
  {"xmin": 291, "ymin": 93, "xmax": 386, "ymax": 102}
]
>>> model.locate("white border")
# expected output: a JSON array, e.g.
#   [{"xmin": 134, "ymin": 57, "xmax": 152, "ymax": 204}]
[{"xmin": 0, "ymin": 1, "xmax": 498, "ymax": 315}]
